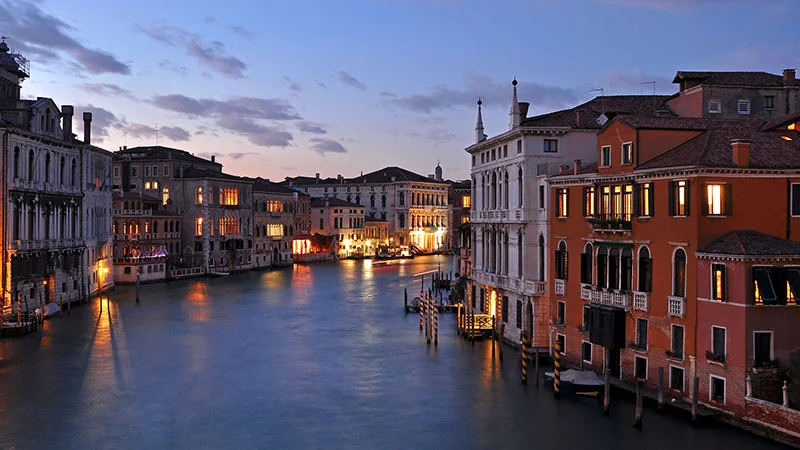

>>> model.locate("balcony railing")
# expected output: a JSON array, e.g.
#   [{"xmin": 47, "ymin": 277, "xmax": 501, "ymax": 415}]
[
  {"xmin": 581, "ymin": 284, "xmax": 632, "ymax": 309},
  {"xmin": 589, "ymin": 214, "xmax": 632, "ymax": 232},
  {"xmin": 470, "ymin": 270, "xmax": 546, "ymax": 296},
  {"xmin": 112, "ymin": 209, "xmax": 153, "ymax": 216},
  {"xmin": 633, "ymin": 291, "xmax": 649, "ymax": 311},
  {"xmin": 555, "ymin": 279, "xmax": 566, "ymax": 296},
  {"xmin": 11, "ymin": 238, "xmax": 82, "ymax": 250},
  {"xmin": 668, "ymin": 296, "xmax": 685, "ymax": 317}
]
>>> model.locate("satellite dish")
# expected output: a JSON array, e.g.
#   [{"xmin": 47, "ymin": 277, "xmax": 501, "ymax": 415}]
[{"xmin": 597, "ymin": 113, "xmax": 609, "ymax": 126}]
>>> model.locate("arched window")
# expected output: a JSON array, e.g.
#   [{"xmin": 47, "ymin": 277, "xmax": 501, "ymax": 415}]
[
  {"xmin": 597, "ymin": 247, "xmax": 608, "ymax": 288},
  {"xmin": 40, "ymin": 115, "xmax": 45, "ymax": 131},
  {"xmin": 196, "ymin": 187, "xmax": 203, "ymax": 204},
  {"xmin": 581, "ymin": 243, "xmax": 593, "ymax": 284},
  {"xmin": 13, "ymin": 147, "xmax": 19, "ymax": 178},
  {"xmin": 44, "ymin": 153, "xmax": 51, "ymax": 183},
  {"xmin": 398, "ymin": 192, "xmax": 405, "ymax": 206},
  {"xmin": 153, "ymin": 221, "xmax": 159, "ymax": 234},
  {"xmin": 491, "ymin": 173, "xmax": 497, "ymax": 209},
  {"xmin": 555, "ymin": 241, "xmax": 568, "ymax": 280},
  {"xmin": 517, "ymin": 231, "xmax": 524, "ymax": 277},
  {"xmin": 381, "ymin": 194, "xmax": 386, "ymax": 208},
  {"xmin": 71, "ymin": 158, "xmax": 76, "ymax": 186},
  {"xmin": 28, "ymin": 150, "xmax": 34, "ymax": 180},
  {"xmin": 398, "ymin": 213, "xmax": 405, "ymax": 229},
  {"xmin": 370, "ymin": 194, "xmax": 375, "ymax": 208},
  {"xmin": 503, "ymin": 171, "xmax": 509, "ymax": 209},
  {"xmin": 45, "ymin": 108, "xmax": 52, "ymax": 131},
  {"xmin": 538, "ymin": 234, "xmax": 545, "ymax": 281},
  {"xmin": 621, "ymin": 247, "xmax": 633, "ymax": 291},
  {"xmin": 609, "ymin": 248, "xmax": 620, "ymax": 289},
  {"xmin": 60, "ymin": 156, "xmax": 65, "ymax": 184},
  {"xmin": 518, "ymin": 167, "xmax": 523, "ymax": 208},
  {"xmin": 638, "ymin": 246, "xmax": 652, "ymax": 292},
  {"xmin": 355, "ymin": 194, "xmax": 361, "ymax": 204},
  {"xmin": 113, "ymin": 221, "xmax": 118, "ymax": 234},
  {"xmin": 673, "ymin": 249, "xmax": 687, "ymax": 297}
]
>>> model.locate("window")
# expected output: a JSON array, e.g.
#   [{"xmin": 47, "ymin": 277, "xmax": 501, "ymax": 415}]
[
  {"xmin": 555, "ymin": 334, "xmax": 565, "ymax": 355},
  {"xmin": 556, "ymin": 301, "xmax": 565, "ymax": 326},
  {"xmin": 162, "ymin": 188, "xmax": 169, "ymax": 206},
  {"xmin": 622, "ymin": 142, "xmax": 633, "ymax": 165},
  {"xmin": 555, "ymin": 241, "xmax": 568, "ymax": 280},
  {"xmin": 582, "ymin": 305, "xmax": 591, "ymax": 333},
  {"xmin": 753, "ymin": 267, "xmax": 776, "ymax": 305},
  {"xmin": 673, "ymin": 249, "xmax": 686, "ymax": 297},
  {"xmin": 144, "ymin": 181, "xmax": 152, "ymax": 190},
  {"xmin": 710, "ymin": 376, "xmax": 725, "ymax": 404},
  {"xmin": 634, "ymin": 356, "xmax": 647, "ymax": 380},
  {"xmin": 195, "ymin": 217, "xmax": 203, "ymax": 236},
  {"xmin": 163, "ymin": 165, "xmax": 169, "ymax": 177},
  {"xmin": 145, "ymin": 166, "xmax": 151, "ymax": 177},
  {"xmin": 556, "ymin": 188, "xmax": 568, "ymax": 218},
  {"xmin": 502, "ymin": 295, "xmax": 509, "ymax": 323},
  {"xmin": 582, "ymin": 341, "xmax": 592, "ymax": 363},
  {"xmin": 711, "ymin": 326, "xmax": 726, "ymax": 362},
  {"xmin": 738, "ymin": 100, "xmax": 750, "ymax": 115},
  {"xmin": 705, "ymin": 183, "xmax": 731, "ymax": 215},
  {"xmin": 638, "ymin": 247, "xmax": 652, "ymax": 292},
  {"xmin": 670, "ymin": 366, "xmax": 684, "ymax": 391},
  {"xmin": 481, "ymin": 153, "xmax": 485, "ymax": 164},
  {"xmin": 28, "ymin": 150, "xmax": 34, "ymax": 180},
  {"xmin": 669, "ymin": 180, "xmax": 689, "ymax": 216},
  {"xmin": 583, "ymin": 186, "xmax": 595, "ymax": 217},
  {"xmin": 580, "ymin": 243, "xmax": 593, "ymax": 284},
  {"xmin": 763, "ymin": 95, "xmax": 775, "ymax": 110},
  {"xmin": 639, "ymin": 183, "xmax": 653, "ymax": 217},
  {"xmin": 543, "ymin": 139, "xmax": 558, "ymax": 153},
  {"xmin": 791, "ymin": 184, "xmax": 800, "ymax": 216},
  {"xmin": 196, "ymin": 187, "xmax": 203, "ymax": 205},
  {"xmin": 124, "ymin": 267, "xmax": 131, "ymax": 275},
  {"xmin": 538, "ymin": 185, "xmax": 545, "ymax": 209},
  {"xmin": 132, "ymin": 166, "xmax": 138, "ymax": 177},
  {"xmin": 13, "ymin": 147, "xmax": 19, "ymax": 178},
  {"xmin": 708, "ymin": 100, "xmax": 721, "ymax": 114},
  {"xmin": 754, "ymin": 331, "xmax": 773, "ymax": 368},
  {"xmin": 711, "ymin": 263, "xmax": 726, "ymax": 301},
  {"xmin": 517, "ymin": 140, "xmax": 522, "ymax": 154},
  {"xmin": 153, "ymin": 181, "xmax": 158, "ymax": 189},
  {"xmin": 600, "ymin": 146, "xmax": 611, "ymax": 167},
  {"xmin": 788, "ymin": 269, "xmax": 800, "ymax": 305},
  {"xmin": 517, "ymin": 168, "xmax": 523, "ymax": 208},
  {"xmin": 671, "ymin": 325, "xmax": 684, "ymax": 359},
  {"xmin": 220, "ymin": 188, "xmax": 239, "ymax": 206},
  {"xmin": 635, "ymin": 318, "xmax": 648, "ymax": 350},
  {"xmin": 492, "ymin": 148, "xmax": 496, "ymax": 160},
  {"xmin": 515, "ymin": 300, "xmax": 522, "ymax": 329},
  {"xmin": 462, "ymin": 195, "xmax": 471, "ymax": 208},
  {"xmin": 503, "ymin": 145, "xmax": 508, "ymax": 157},
  {"xmin": 267, "ymin": 224, "xmax": 284, "ymax": 237}
]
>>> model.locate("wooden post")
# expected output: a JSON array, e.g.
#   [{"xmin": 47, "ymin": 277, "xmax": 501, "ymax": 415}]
[
  {"xmin": 634, "ymin": 379, "xmax": 643, "ymax": 428},
  {"xmin": 433, "ymin": 297, "xmax": 439, "ymax": 346},
  {"xmin": 554, "ymin": 340, "xmax": 562, "ymax": 399},
  {"xmin": 59, "ymin": 295, "xmax": 63, "ymax": 318},
  {"xmin": 419, "ymin": 292, "xmax": 424, "ymax": 331},
  {"xmin": 657, "ymin": 367, "xmax": 664, "ymax": 410},
  {"xmin": 404, "ymin": 288, "xmax": 408, "ymax": 313},
  {"xmin": 499, "ymin": 323, "xmax": 505, "ymax": 361},
  {"xmin": 535, "ymin": 347, "xmax": 540, "ymax": 386},
  {"xmin": 691, "ymin": 376, "xmax": 699, "ymax": 422},
  {"xmin": 456, "ymin": 303, "xmax": 461, "ymax": 335},
  {"xmin": 136, "ymin": 271, "xmax": 140, "ymax": 303},
  {"xmin": 604, "ymin": 347, "xmax": 611, "ymax": 415},
  {"xmin": 783, "ymin": 381, "xmax": 789, "ymax": 407},
  {"xmin": 521, "ymin": 331, "xmax": 528, "ymax": 385},
  {"xmin": 491, "ymin": 316, "xmax": 496, "ymax": 356}
]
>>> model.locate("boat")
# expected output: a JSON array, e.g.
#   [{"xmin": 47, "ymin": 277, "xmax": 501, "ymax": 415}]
[
  {"xmin": 374, "ymin": 245, "xmax": 414, "ymax": 260},
  {"xmin": 543, "ymin": 369, "xmax": 605, "ymax": 396},
  {"xmin": 208, "ymin": 271, "xmax": 231, "ymax": 277}
]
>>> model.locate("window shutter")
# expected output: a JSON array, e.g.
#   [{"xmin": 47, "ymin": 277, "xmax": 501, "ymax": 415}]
[
  {"xmin": 580, "ymin": 251, "xmax": 587, "ymax": 283},
  {"xmin": 721, "ymin": 266, "xmax": 727, "ymax": 301},
  {"xmin": 701, "ymin": 183, "xmax": 708, "ymax": 216},
  {"xmin": 685, "ymin": 181, "xmax": 691, "ymax": 216},
  {"xmin": 555, "ymin": 250, "xmax": 561, "ymax": 277},
  {"xmin": 724, "ymin": 184, "xmax": 733, "ymax": 216},
  {"xmin": 792, "ymin": 184, "xmax": 800, "ymax": 216},
  {"xmin": 582, "ymin": 187, "xmax": 588, "ymax": 217},
  {"xmin": 668, "ymin": 181, "xmax": 675, "ymax": 216},
  {"xmin": 632, "ymin": 182, "xmax": 640, "ymax": 217},
  {"xmin": 565, "ymin": 188, "xmax": 569, "ymax": 217},
  {"xmin": 649, "ymin": 183, "xmax": 655, "ymax": 216},
  {"xmin": 564, "ymin": 251, "xmax": 569, "ymax": 280}
]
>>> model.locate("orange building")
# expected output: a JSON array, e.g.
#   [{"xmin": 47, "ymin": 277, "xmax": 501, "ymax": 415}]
[{"xmin": 548, "ymin": 112, "xmax": 800, "ymax": 431}]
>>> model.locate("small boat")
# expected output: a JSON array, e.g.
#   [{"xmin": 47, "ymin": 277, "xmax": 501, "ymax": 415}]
[
  {"xmin": 543, "ymin": 369, "xmax": 605, "ymax": 396},
  {"xmin": 374, "ymin": 245, "xmax": 414, "ymax": 260},
  {"xmin": 208, "ymin": 271, "xmax": 231, "ymax": 277}
]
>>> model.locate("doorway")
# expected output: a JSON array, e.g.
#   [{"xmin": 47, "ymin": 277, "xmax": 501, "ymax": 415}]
[{"xmin": 609, "ymin": 348, "xmax": 621, "ymax": 378}]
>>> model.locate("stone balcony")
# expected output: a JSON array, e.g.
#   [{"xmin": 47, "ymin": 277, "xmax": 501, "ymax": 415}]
[
  {"xmin": 633, "ymin": 291, "xmax": 649, "ymax": 311},
  {"xmin": 668, "ymin": 296, "xmax": 685, "ymax": 317},
  {"xmin": 555, "ymin": 278, "xmax": 566, "ymax": 296},
  {"xmin": 11, "ymin": 238, "xmax": 82, "ymax": 251},
  {"xmin": 471, "ymin": 270, "xmax": 546, "ymax": 296},
  {"xmin": 580, "ymin": 284, "xmax": 632, "ymax": 309}
]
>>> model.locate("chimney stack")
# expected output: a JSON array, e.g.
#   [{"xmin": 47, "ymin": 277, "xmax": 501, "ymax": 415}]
[
  {"xmin": 731, "ymin": 139, "xmax": 751, "ymax": 167},
  {"xmin": 573, "ymin": 159, "xmax": 582, "ymax": 175},
  {"xmin": 784, "ymin": 69, "xmax": 796, "ymax": 85},
  {"xmin": 315, "ymin": 173, "xmax": 320, "ymax": 184},
  {"xmin": 61, "ymin": 105, "xmax": 73, "ymax": 143},
  {"xmin": 518, "ymin": 102, "xmax": 530, "ymax": 119},
  {"xmin": 576, "ymin": 109, "xmax": 585, "ymax": 126},
  {"xmin": 211, "ymin": 155, "xmax": 216, "ymax": 163},
  {"xmin": 83, "ymin": 112, "xmax": 92, "ymax": 145}
]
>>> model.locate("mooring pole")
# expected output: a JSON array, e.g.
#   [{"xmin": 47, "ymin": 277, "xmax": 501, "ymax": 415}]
[
  {"xmin": 521, "ymin": 330, "xmax": 528, "ymax": 385},
  {"xmin": 136, "ymin": 271, "xmax": 140, "ymax": 303},
  {"xmin": 692, "ymin": 376, "xmax": 699, "ymax": 422},
  {"xmin": 535, "ymin": 347, "xmax": 540, "ymax": 386},
  {"xmin": 604, "ymin": 347, "xmax": 611, "ymax": 415},
  {"xmin": 499, "ymin": 323, "xmax": 505, "ymax": 361},
  {"xmin": 404, "ymin": 288, "xmax": 408, "ymax": 313},
  {"xmin": 433, "ymin": 298, "xmax": 439, "ymax": 346},
  {"xmin": 554, "ymin": 340, "xmax": 562, "ymax": 399},
  {"xmin": 657, "ymin": 367, "xmax": 664, "ymax": 410},
  {"xmin": 635, "ymin": 379, "xmax": 644, "ymax": 428}
]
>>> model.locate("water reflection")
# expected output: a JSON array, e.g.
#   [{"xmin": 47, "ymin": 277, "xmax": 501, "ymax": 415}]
[{"xmin": 184, "ymin": 281, "xmax": 210, "ymax": 322}]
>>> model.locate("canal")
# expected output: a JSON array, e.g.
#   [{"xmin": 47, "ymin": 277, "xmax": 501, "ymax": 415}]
[{"xmin": 0, "ymin": 256, "xmax": 789, "ymax": 449}]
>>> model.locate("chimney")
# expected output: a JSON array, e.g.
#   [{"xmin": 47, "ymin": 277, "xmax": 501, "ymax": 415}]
[
  {"xmin": 559, "ymin": 164, "xmax": 570, "ymax": 174},
  {"xmin": 518, "ymin": 102, "xmax": 530, "ymax": 119},
  {"xmin": 784, "ymin": 69, "xmax": 796, "ymax": 86},
  {"xmin": 573, "ymin": 159, "xmax": 582, "ymax": 175},
  {"xmin": 211, "ymin": 155, "xmax": 216, "ymax": 163},
  {"xmin": 576, "ymin": 109, "xmax": 585, "ymax": 126},
  {"xmin": 61, "ymin": 105, "xmax": 73, "ymax": 143},
  {"xmin": 731, "ymin": 139, "xmax": 751, "ymax": 167},
  {"xmin": 315, "ymin": 173, "xmax": 320, "ymax": 184},
  {"xmin": 83, "ymin": 112, "xmax": 92, "ymax": 145}
]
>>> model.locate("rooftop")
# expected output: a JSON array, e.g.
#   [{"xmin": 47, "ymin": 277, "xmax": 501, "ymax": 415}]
[
  {"xmin": 520, "ymin": 95, "xmax": 675, "ymax": 130},
  {"xmin": 698, "ymin": 230, "xmax": 800, "ymax": 256},
  {"xmin": 672, "ymin": 71, "xmax": 800, "ymax": 88},
  {"xmin": 113, "ymin": 145, "xmax": 222, "ymax": 168},
  {"xmin": 287, "ymin": 166, "xmax": 446, "ymax": 186},
  {"xmin": 310, "ymin": 197, "xmax": 365, "ymax": 208}
]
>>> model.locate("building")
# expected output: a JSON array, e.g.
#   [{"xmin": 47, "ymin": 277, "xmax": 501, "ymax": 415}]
[
  {"xmin": 466, "ymin": 78, "xmax": 674, "ymax": 350},
  {"xmin": 111, "ymin": 192, "xmax": 181, "ymax": 283},
  {"xmin": 449, "ymin": 179, "xmax": 471, "ymax": 245},
  {"xmin": 1, "ymin": 40, "xmax": 112, "ymax": 313},
  {"xmin": 364, "ymin": 215, "xmax": 390, "ymax": 257},
  {"xmin": 546, "ymin": 111, "xmax": 800, "ymax": 436},
  {"xmin": 668, "ymin": 69, "xmax": 799, "ymax": 120},
  {"xmin": 252, "ymin": 179, "xmax": 298, "ymax": 268},
  {"xmin": 285, "ymin": 165, "xmax": 451, "ymax": 253},
  {"xmin": 292, "ymin": 192, "xmax": 313, "ymax": 259},
  {"xmin": 310, "ymin": 197, "xmax": 365, "ymax": 258}
]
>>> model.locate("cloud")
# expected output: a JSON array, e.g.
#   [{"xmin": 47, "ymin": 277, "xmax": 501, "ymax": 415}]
[
  {"xmin": 203, "ymin": 15, "xmax": 216, "ymax": 24},
  {"xmin": 230, "ymin": 26, "xmax": 252, "ymax": 38},
  {"xmin": 297, "ymin": 121, "xmax": 327, "ymax": 134},
  {"xmin": 152, "ymin": 94, "xmax": 301, "ymax": 120},
  {"xmin": 388, "ymin": 72, "xmax": 579, "ymax": 114},
  {"xmin": 337, "ymin": 71, "xmax": 367, "ymax": 90},
  {"xmin": 600, "ymin": 70, "xmax": 674, "ymax": 94},
  {"xmin": 216, "ymin": 117, "xmax": 294, "ymax": 147},
  {"xmin": 123, "ymin": 123, "xmax": 191, "ymax": 142},
  {"xmin": 0, "ymin": 0, "xmax": 130, "ymax": 74},
  {"xmin": 159, "ymin": 59, "xmax": 190, "ymax": 77},
  {"xmin": 74, "ymin": 104, "xmax": 125, "ymax": 142},
  {"xmin": 310, "ymin": 138, "xmax": 347, "ymax": 155},
  {"xmin": 77, "ymin": 83, "xmax": 136, "ymax": 100},
  {"xmin": 138, "ymin": 24, "xmax": 247, "ymax": 78},
  {"xmin": 283, "ymin": 76, "xmax": 303, "ymax": 92},
  {"xmin": 160, "ymin": 126, "xmax": 191, "ymax": 141}
]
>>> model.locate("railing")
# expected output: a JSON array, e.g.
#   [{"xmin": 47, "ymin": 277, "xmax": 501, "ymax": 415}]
[
  {"xmin": 471, "ymin": 270, "xmax": 546, "ymax": 296},
  {"xmin": 555, "ymin": 279, "xmax": 566, "ymax": 296},
  {"xmin": 666, "ymin": 350, "xmax": 684, "ymax": 361},
  {"xmin": 525, "ymin": 280, "xmax": 546, "ymax": 295},
  {"xmin": 633, "ymin": 291, "xmax": 649, "ymax": 311},
  {"xmin": 11, "ymin": 238, "xmax": 82, "ymax": 250},
  {"xmin": 668, "ymin": 296, "xmax": 685, "ymax": 317},
  {"xmin": 112, "ymin": 209, "xmax": 153, "ymax": 216},
  {"xmin": 589, "ymin": 214, "xmax": 632, "ymax": 232},
  {"xmin": 582, "ymin": 284, "xmax": 632, "ymax": 309}
]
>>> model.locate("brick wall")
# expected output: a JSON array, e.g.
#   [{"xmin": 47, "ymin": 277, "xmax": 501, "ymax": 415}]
[{"xmin": 744, "ymin": 397, "xmax": 800, "ymax": 442}]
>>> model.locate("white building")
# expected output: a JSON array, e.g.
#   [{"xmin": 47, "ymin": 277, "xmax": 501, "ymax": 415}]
[
  {"xmin": 286, "ymin": 166, "xmax": 451, "ymax": 253},
  {"xmin": 310, "ymin": 197, "xmax": 365, "ymax": 258},
  {"xmin": 466, "ymin": 79, "xmax": 673, "ymax": 349}
]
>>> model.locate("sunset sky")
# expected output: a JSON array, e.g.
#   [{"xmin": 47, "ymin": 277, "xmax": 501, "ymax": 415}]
[{"xmin": 1, "ymin": 0, "xmax": 796, "ymax": 181}]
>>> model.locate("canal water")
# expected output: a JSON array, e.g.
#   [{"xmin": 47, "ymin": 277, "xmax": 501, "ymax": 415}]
[{"xmin": 0, "ymin": 256, "xmax": 789, "ymax": 449}]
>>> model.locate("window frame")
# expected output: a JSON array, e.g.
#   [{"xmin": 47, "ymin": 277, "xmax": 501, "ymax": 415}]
[
  {"xmin": 600, "ymin": 146, "xmax": 611, "ymax": 168},
  {"xmin": 791, "ymin": 183, "xmax": 800, "ymax": 217},
  {"xmin": 556, "ymin": 188, "xmax": 568, "ymax": 218},
  {"xmin": 763, "ymin": 95, "xmax": 775, "ymax": 110},
  {"xmin": 634, "ymin": 355, "xmax": 648, "ymax": 380},
  {"xmin": 635, "ymin": 318, "xmax": 648, "ymax": 350},
  {"xmin": 581, "ymin": 341, "xmax": 592, "ymax": 364},
  {"xmin": 583, "ymin": 186, "xmax": 595, "ymax": 218},
  {"xmin": 738, "ymin": 99, "xmax": 750, "ymax": 115},
  {"xmin": 711, "ymin": 263, "xmax": 726, "ymax": 302},
  {"xmin": 669, "ymin": 365, "xmax": 685, "ymax": 391},
  {"xmin": 753, "ymin": 330, "xmax": 774, "ymax": 367},
  {"xmin": 543, "ymin": 139, "xmax": 558, "ymax": 153},
  {"xmin": 556, "ymin": 333, "xmax": 566, "ymax": 355},
  {"xmin": 556, "ymin": 300, "xmax": 566, "ymax": 326},
  {"xmin": 711, "ymin": 325, "xmax": 727, "ymax": 360},
  {"xmin": 710, "ymin": 375, "xmax": 726, "ymax": 404},
  {"xmin": 708, "ymin": 100, "xmax": 721, "ymax": 114},
  {"xmin": 621, "ymin": 142, "xmax": 633, "ymax": 165},
  {"xmin": 671, "ymin": 324, "xmax": 685, "ymax": 359}
]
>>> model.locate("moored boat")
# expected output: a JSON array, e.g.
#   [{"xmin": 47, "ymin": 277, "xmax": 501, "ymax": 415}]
[{"xmin": 543, "ymin": 369, "xmax": 604, "ymax": 395}]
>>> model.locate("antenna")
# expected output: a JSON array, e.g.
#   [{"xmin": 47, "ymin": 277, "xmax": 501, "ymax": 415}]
[
  {"xmin": 589, "ymin": 87, "xmax": 605, "ymax": 114},
  {"xmin": 155, "ymin": 122, "xmax": 159, "ymax": 145}
]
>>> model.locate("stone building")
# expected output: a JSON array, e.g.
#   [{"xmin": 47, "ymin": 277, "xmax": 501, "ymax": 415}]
[
  {"xmin": 364, "ymin": 215, "xmax": 390, "ymax": 257},
  {"xmin": 252, "ymin": 179, "xmax": 298, "ymax": 268},
  {"xmin": 310, "ymin": 197, "xmax": 365, "ymax": 258}
]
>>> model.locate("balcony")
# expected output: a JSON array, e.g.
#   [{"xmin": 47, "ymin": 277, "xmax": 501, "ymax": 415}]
[
  {"xmin": 525, "ymin": 280, "xmax": 546, "ymax": 296},
  {"xmin": 589, "ymin": 214, "xmax": 632, "ymax": 234},
  {"xmin": 555, "ymin": 278, "xmax": 566, "ymax": 296},
  {"xmin": 706, "ymin": 350, "xmax": 726, "ymax": 364},
  {"xmin": 581, "ymin": 284, "xmax": 632, "ymax": 309},
  {"xmin": 112, "ymin": 209, "xmax": 153, "ymax": 216},
  {"xmin": 665, "ymin": 350, "xmax": 684, "ymax": 361},
  {"xmin": 633, "ymin": 291, "xmax": 649, "ymax": 311},
  {"xmin": 668, "ymin": 296, "xmax": 685, "ymax": 317},
  {"xmin": 470, "ymin": 270, "xmax": 546, "ymax": 296}
]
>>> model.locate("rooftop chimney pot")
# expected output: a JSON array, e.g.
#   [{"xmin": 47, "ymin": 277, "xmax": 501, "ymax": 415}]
[
  {"xmin": 82, "ymin": 111, "xmax": 92, "ymax": 145},
  {"xmin": 731, "ymin": 139, "xmax": 751, "ymax": 167},
  {"xmin": 573, "ymin": 159, "xmax": 582, "ymax": 175},
  {"xmin": 518, "ymin": 102, "xmax": 530, "ymax": 119},
  {"xmin": 576, "ymin": 109, "xmax": 585, "ymax": 126},
  {"xmin": 784, "ymin": 69, "xmax": 796, "ymax": 85},
  {"xmin": 61, "ymin": 105, "xmax": 73, "ymax": 143},
  {"xmin": 211, "ymin": 155, "xmax": 216, "ymax": 163}
]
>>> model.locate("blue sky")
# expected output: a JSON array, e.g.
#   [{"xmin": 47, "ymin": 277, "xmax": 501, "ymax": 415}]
[{"xmin": 1, "ymin": 0, "xmax": 797, "ymax": 181}]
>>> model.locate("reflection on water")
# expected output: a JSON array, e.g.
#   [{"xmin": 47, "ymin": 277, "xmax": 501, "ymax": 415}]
[{"xmin": 0, "ymin": 255, "xmax": 787, "ymax": 450}]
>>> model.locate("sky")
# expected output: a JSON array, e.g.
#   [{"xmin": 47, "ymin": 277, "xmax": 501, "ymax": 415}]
[{"xmin": 1, "ymin": 0, "xmax": 797, "ymax": 182}]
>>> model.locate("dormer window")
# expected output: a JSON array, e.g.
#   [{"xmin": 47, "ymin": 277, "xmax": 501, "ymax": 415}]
[
  {"xmin": 738, "ymin": 100, "xmax": 750, "ymax": 115},
  {"xmin": 600, "ymin": 146, "xmax": 611, "ymax": 167},
  {"xmin": 708, "ymin": 100, "xmax": 721, "ymax": 114},
  {"xmin": 622, "ymin": 142, "xmax": 633, "ymax": 165}
]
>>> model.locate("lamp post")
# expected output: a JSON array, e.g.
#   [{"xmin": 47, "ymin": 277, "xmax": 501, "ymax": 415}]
[{"xmin": 136, "ymin": 267, "xmax": 140, "ymax": 303}]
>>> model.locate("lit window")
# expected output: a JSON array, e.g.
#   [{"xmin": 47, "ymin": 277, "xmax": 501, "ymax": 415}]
[
  {"xmin": 706, "ymin": 183, "xmax": 724, "ymax": 215},
  {"xmin": 738, "ymin": 100, "xmax": 750, "ymax": 115},
  {"xmin": 220, "ymin": 188, "xmax": 240, "ymax": 206},
  {"xmin": 583, "ymin": 186, "xmax": 595, "ymax": 217},
  {"xmin": 144, "ymin": 181, "xmax": 151, "ymax": 190},
  {"xmin": 461, "ymin": 216, "xmax": 469, "ymax": 224},
  {"xmin": 153, "ymin": 181, "xmax": 158, "ymax": 189},
  {"xmin": 162, "ymin": 187, "xmax": 169, "ymax": 206},
  {"xmin": 753, "ymin": 267, "xmax": 776, "ymax": 305},
  {"xmin": 622, "ymin": 142, "xmax": 633, "ymax": 165},
  {"xmin": 556, "ymin": 188, "xmax": 568, "ymax": 218},
  {"xmin": 544, "ymin": 139, "xmax": 558, "ymax": 153},
  {"xmin": 711, "ymin": 263, "xmax": 726, "ymax": 301},
  {"xmin": 670, "ymin": 180, "xmax": 688, "ymax": 216},
  {"xmin": 462, "ymin": 195, "xmax": 471, "ymax": 208},
  {"xmin": 144, "ymin": 221, "xmax": 151, "ymax": 233},
  {"xmin": 639, "ymin": 183, "xmax": 653, "ymax": 217},
  {"xmin": 196, "ymin": 187, "xmax": 203, "ymax": 205},
  {"xmin": 195, "ymin": 217, "xmax": 203, "ymax": 236},
  {"xmin": 622, "ymin": 184, "xmax": 633, "ymax": 221},
  {"xmin": 600, "ymin": 146, "xmax": 611, "ymax": 167},
  {"xmin": 267, "ymin": 224, "xmax": 284, "ymax": 237}
]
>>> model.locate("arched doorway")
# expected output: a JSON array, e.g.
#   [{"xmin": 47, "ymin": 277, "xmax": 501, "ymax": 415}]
[{"xmin": 525, "ymin": 298, "xmax": 534, "ymax": 344}]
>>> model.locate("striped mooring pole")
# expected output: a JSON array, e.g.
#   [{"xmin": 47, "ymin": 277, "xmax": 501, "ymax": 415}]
[
  {"xmin": 554, "ymin": 340, "xmax": 562, "ymax": 398},
  {"xmin": 433, "ymin": 297, "xmax": 439, "ymax": 346},
  {"xmin": 426, "ymin": 294, "xmax": 432, "ymax": 345},
  {"xmin": 521, "ymin": 330, "xmax": 528, "ymax": 385},
  {"xmin": 419, "ymin": 291, "xmax": 424, "ymax": 331}
]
